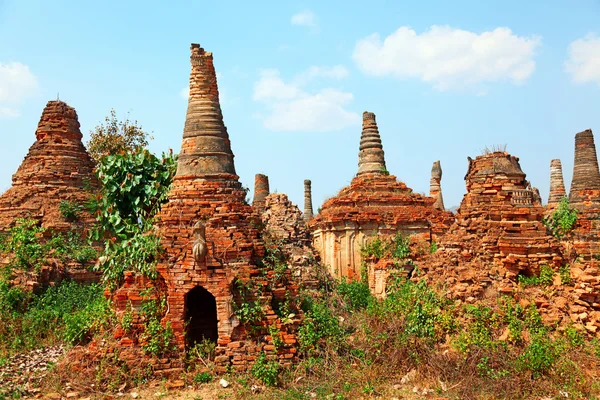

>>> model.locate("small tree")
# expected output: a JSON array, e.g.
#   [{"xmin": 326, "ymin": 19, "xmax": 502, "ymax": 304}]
[
  {"xmin": 89, "ymin": 149, "xmax": 177, "ymax": 286},
  {"xmin": 87, "ymin": 109, "xmax": 152, "ymax": 162},
  {"xmin": 543, "ymin": 197, "xmax": 578, "ymax": 238}
]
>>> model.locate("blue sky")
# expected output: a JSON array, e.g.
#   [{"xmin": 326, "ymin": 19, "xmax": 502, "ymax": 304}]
[{"xmin": 1, "ymin": 1, "xmax": 600, "ymax": 210}]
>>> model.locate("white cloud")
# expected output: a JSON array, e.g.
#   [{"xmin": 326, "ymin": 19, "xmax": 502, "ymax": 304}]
[
  {"xmin": 253, "ymin": 67, "xmax": 359, "ymax": 132},
  {"xmin": 0, "ymin": 107, "xmax": 20, "ymax": 118},
  {"xmin": 565, "ymin": 34, "xmax": 600, "ymax": 85},
  {"xmin": 353, "ymin": 25, "xmax": 540, "ymax": 91},
  {"xmin": 291, "ymin": 10, "xmax": 316, "ymax": 28},
  {"xmin": 0, "ymin": 61, "xmax": 38, "ymax": 117}
]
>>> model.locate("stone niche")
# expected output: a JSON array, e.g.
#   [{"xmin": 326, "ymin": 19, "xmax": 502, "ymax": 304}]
[
  {"xmin": 309, "ymin": 111, "xmax": 454, "ymax": 285},
  {"xmin": 107, "ymin": 44, "xmax": 302, "ymax": 374}
]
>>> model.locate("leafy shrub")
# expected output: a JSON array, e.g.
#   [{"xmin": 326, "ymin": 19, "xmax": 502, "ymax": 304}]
[
  {"xmin": 0, "ymin": 218, "xmax": 48, "ymax": 272},
  {"xmin": 517, "ymin": 333, "xmax": 560, "ymax": 377},
  {"xmin": 86, "ymin": 109, "xmax": 152, "ymax": 162},
  {"xmin": 90, "ymin": 149, "xmax": 177, "ymax": 286},
  {"xmin": 337, "ymin": 279, "xmax": 372, "ymax": 311},
  {"xmin": 559, "ymin": 265, "xmax": 573, "ymax": 285},
  {"xmin": 59, "ymin": 200, "xmax": 83, "ymax": 221},
  {"xmin": 0, "ymin": 281, "xmax": 112, "ymax": 356},
  {"xmin": 193, "ymin": 372, "xmax": 212, "ymax": 384},
  {"xmin": 251, "ymin": 351, "xmax": 280, "ymax": 386},
  {"xmin": 360, "ymin": 233, "xmax": 412, "ymax": 261},
  {"xmin": 518, "ymin": 265, "xmax": 555, "ymax": 286},
  {"xmin": 298, "ymin": 302, "xmax": 344, "ymax": 354},
  {"xmin": 543, "ymin": 197, "xmax": 578, "ymax": 238}
]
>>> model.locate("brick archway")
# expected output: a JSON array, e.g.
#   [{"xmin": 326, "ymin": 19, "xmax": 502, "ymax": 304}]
[{"xmin": 184, "ymin": 286, "xmax": 218, "ymax": 348}]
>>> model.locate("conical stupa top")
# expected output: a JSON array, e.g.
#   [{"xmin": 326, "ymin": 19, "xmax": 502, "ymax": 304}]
[
  {"xmin": 176, "ymin": 43, "xmax": 237, "ymax": 179},
  {"xmin": 570, "ymin": 129, "xmax": 600, "ymax": 202},
  {"xmin": 11, "ymin": 100, "xmax": 96, "ymax": 188},
  {"xmin": 357, "ymin": 111, "xmax": 387, "ymax": 175},
  {"xmin": 548, "ymin": 159, "xmax": 566, "ymax": 205}
]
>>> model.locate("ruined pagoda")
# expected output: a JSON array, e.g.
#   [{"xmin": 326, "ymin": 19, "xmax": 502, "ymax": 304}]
[
  {"xmin": 567, "ymin": 129, "xmax": 600, "ymax": 259},
  {"xmin": 423, "ymin": 151, "xmax": 564, "ymax": 294},
  {"xmin": 109, "ymin": 44, "xmax": 301, "ymax": 373},
  {"xmin": 0, "ymin": 100, "xmax": 97, "ymax": 233},
  {"xmin": 309, "ymin": 111, "xmax": 454, "ymax": 281}
]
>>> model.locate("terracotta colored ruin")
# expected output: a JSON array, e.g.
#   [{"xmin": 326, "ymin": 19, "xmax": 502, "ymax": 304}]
[
  {"xmin": 309, "ymin": 111, "xmax": 454, "ymax": 284},
  {"xmin": 0, "ymin": 100, "xmax": 99, "ymax": 287},
  {"xmin": 429, "ymin": 160, "xmax": 445, "ymax": 211},
  {"xmin": 415, "ymin": 152, "xmax": 564, "ymax": 301},
  {"xmin": 108, "ymin": 44, "xmax": 301, "ymax": 373},
  {"xmin": 567, "ymin": 129, "xmax": 600, "ymax": 260},
  {"xmin": 0, "ymin": 100, "xmax": 97, "ymax": 233},
  {"xmin": 252, "ymin": 173, "xmax": 269, "ymax": 214},
  {"xmin": 303, "ymin": 179, "xmax": 314, "ymax": 222},
  {"xmin": 548, "ymin": 159, "xmax": 566, "ymax": 207}
]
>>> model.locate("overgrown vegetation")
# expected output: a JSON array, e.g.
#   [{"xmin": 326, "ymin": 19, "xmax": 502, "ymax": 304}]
[
  {"xmin": 0, "ymin": 280, "xmax": 112, "ymax": 357},
  {"xmin": 90, "ymin": 149, "xmax": 177, "ymax": 287},
  {"xmin": 86, "ymin": 109, "xmax": 152, "ymax": 162},
  {"xmin": 543, "ymin": 196, "xmax": 578, "ymax": 238},
  {"xmin": 0, "ymin": 218, "xmax": 98, "ymax": 277}
]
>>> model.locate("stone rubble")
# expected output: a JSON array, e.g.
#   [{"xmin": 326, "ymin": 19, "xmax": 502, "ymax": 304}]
[{"xmin": 0, "ymin": 345, "xmax": 66, "ymax": 397}]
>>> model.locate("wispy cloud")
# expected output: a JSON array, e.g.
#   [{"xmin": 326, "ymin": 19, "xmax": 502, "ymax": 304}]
[
  {"xmin": 565, "ymin": 33, "xmax": 600, "ymax": 86},
  {"xmin": 353, "ymin": 25, "xmax": 541, "ymax": 92},
  {"xmin": 291, "ymin": 10, "xmax": 317, "ymax": 29},
  {"xmin": 253, "ymin": 67, "xmax": 359, "ymax": 132},
  {"xmin": 0, "ymin": 61, "xmax": 38, "ymax": 118}
]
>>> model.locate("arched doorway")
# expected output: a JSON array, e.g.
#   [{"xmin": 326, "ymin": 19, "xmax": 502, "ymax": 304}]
[{"xmin": 185, "ymin": 286, "xmax": 218, "ymax": 348}]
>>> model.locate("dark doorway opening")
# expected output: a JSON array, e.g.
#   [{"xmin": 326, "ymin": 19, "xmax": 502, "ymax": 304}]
[{"xmin": 185, "ymin": 286, "xmax": 218, "ymax": 348}]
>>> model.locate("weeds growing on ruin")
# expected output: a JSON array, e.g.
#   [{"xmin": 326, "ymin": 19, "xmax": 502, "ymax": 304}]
[
  {"xmin": 0, "ymin": 218, "xmax": 98, "ymax": 277},
  {"xmin": 58, "ymin": 200, "xmax": 84, "ymax": 222},
  {"xmin": 543, "ymin": 196, "xmax": 578, "ymax": 238},
  {"xmin": 90, "ymin": 149, "xmax": 177, "ymax": 287},
  {"xmin": 0, "ymin": 281, "xmax": 113, "ymax": 358}
]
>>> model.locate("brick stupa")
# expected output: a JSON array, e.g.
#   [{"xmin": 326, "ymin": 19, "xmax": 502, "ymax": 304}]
[
  {"xmin": 420, "ymin": 152, "xmax": 564, "ymax": 300},
  {"xmin": 309, "ymin": 111, "xmax": 454, "ymax": 282},
  {"xmin": 567, "ymin": 129, "xmax": 600, "ymax": 259},
  {"xmin": 109, "ymin": 44, "xmax": 301, "ymax": 373},
  {"xmin": 548, "ymin": 159, "xmax": 566, "ymax": 207},
  {"xmin": 0, "ymin": 100, "xmax": 97, "ymax": 233}
]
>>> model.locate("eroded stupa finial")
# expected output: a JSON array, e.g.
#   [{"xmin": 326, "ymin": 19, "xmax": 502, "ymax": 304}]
[
  {"xmin": 570, "ymin": 129, "xmax": 600, "ymax": 203},
  {"xmin": 548, "ymin": 159, "xmax": 566, "ymax": 205},
  {"xmin": 357, "ymin": 111, "xmax": 387, "ymax": 175},
  {"xmin": 430, "ymin": 160, "xmax": 445, "ymax": 210},
  {"xmin": 253, "ymin": 174, "xmax": 270, "ymax": 214},
  {"xmin": 176, "ymin": 43, "xmax": 237, "ymax": 179},
  {"xmin": 303, "ymin": 179, "xmax": 314, "ymax": 221}
]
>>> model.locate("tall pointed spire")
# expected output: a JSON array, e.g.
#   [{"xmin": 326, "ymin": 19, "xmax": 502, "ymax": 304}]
[
  {"xmin": 253, "ymin": 174, "xmax": 270, "ymax": 214},
  {"xmin": 570, "ymin": 129, "xmax": 600, "ymax": 202},
  {"xmin": 548, "ymin": 159, "xmax": 566, "ymax": 205},
  {"xmin": 303, "ymin": 179, "xmax": 314, "ymax": 221},
  {"xmin": 176, "ymin": 43, "xmax": 237, "ymax": 179},
  {"xmin": 430, "ymin": 160, "xmax": 445, "ymax": 210},
  {"xmin": 357, "ymin": 111, "xmax": 386, "ymax": 175}
]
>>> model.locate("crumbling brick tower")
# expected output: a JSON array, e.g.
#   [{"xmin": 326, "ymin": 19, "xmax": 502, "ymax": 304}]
[
  {"xmin": 149, "ymin": 44, "xmax": 299, "ymax": 370},
  {"xmin": 0, "ymin": 100, "xmax": 97, "ymax": 233},
  {"xmin": 567, "ymin": 129, "xmax": 600, "ymax": 260},
  {"xmin": 309, "ymin": 111, "xmax": 454, "ymax": 284},
  {"xmin": 425, "ymin": 151, "xmax": 564, "ymax": 287}
]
